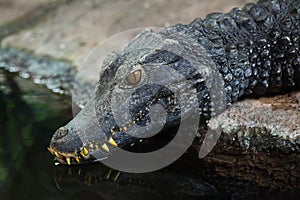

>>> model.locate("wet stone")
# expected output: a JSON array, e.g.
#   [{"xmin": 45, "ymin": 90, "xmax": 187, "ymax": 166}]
[{"xmin": 0, "ymin": 48, "xmax": 75, "ymax": 96}]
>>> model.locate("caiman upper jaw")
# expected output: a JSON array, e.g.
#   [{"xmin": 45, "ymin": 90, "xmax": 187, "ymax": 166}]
[
  {"xmin": 48, "ymin": 127, "xmax": 90, "ymax": 165},
  {"xmin": 47, "ymin": 146, "xmax": 90, "ymax": 165},
  {"xmin": 48, "ymin": 126, "xmax": 120, "ymax": 165}
]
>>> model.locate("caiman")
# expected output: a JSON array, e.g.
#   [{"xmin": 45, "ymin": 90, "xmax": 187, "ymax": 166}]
[{"xmin": 48, "ymin": 0, "xmax": 300, "ymax": 165}]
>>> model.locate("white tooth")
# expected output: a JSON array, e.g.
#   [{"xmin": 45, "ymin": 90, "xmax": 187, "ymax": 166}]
[
  {"xmin": 111, "ymin": 129, "xmax": 116, "ymax": 135},
  {"xmin": 101, "ymin": 143, "xmax": 110, "ymax": 152},
  {"xmin": 80, "ymin": 147, "xmax": 88, "ymax": 157},
  {"xmin": 47, "ymin": 147, "xmax": 54, "ymax": 154},
  {"xmin": 75, "ymin": 156, "xmax": 80, "ymax": 163},
  {"xmin": 113, "ymin": 172, "xmax": 121, "ymax": 182},
  {"xmin": 105, "ymin": 169, "xmax": 112, "ymax": 179},
  {"xmin": 108, "ymin": 137, "xmax": 118, "ymax": 147},
  {"xmin": 66, "ymin": 157, "xmax": 71, "ymax": 165},
  {"xmin": 54, "ymin": 152, "xmax": 62, "ymax": 159},
  {"xmin": 80, "ymin": 151, "xmax": 86, "ymax": 157}
]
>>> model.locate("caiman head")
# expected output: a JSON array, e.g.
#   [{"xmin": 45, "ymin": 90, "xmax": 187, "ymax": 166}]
[{"xmin": 48, "ymin": 29, "xmax": 215, "ymax": 165}]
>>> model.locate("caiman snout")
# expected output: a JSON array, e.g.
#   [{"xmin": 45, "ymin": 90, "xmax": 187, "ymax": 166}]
[
  {"xmin": 50, "ymin": 127, "xmax": 83, "ymax": 153},
  {"xmin": 48, "ymin": 126, "xmax": 88, "ymax": 165}
]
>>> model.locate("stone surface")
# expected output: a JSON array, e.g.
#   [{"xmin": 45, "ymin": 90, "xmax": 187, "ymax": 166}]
[
  {"xmin": 0, "ymin": 48, "xmax": 75, "ymax": 95},
  {"xmin": 0, "ymin": 0, "xmax": 54, "ymax": 25},
  {"xmin": 1, "ymin": 0, "xmax": 255, "ymax": 68},
  {"xmin": 209, "ymin": 92, "xmax": 300, "ymax": 151},
  {"xmin": 0, "ymin": 0, "xmax": 75, "ymax": 41}
]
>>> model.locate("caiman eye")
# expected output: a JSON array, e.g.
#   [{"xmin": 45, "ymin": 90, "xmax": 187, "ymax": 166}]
[{"xmin": 125, "ymin": 70, "xmax": 142, "ymax": 85}]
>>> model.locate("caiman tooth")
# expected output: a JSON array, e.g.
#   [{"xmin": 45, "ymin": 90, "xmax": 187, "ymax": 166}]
[
  {"xmin": 75, "ymin": 156, "xmax": 80, "ymax": 163},
  {"xmin": 111, "ymin": 129, "xmax": 116, "ymax": 135},
  {"xmin": 104, "ymin": 169, "xmax": 112, "ymax": 179},
  {"xmin": 80, "ymin": 151, "xmax": 86, "ymax": 157},
  {"xmin": 47, "ymin": 147, "xmax": 54, "ymax": 154},
  {"xmin": 112, "ymin": 171, "xmax": 120, "ymax": 182},
  {"xmin": 54, "ymin": 152, "xmax": 63, "ymax": 159},
  {"xmin": 101, "ymin": 143, "xmax": 110, "ymax": 152},
  {"xmin": 108, "ymin": 137, "xmax": 118, "ymax": 147},
  {"xmin": 66, "ymin": 157, "xmax": 71, "ymax": 165},
  {"xmin": 83, "ymin": 147, "xmax": 89, "ymax": 155},
  {"xmin": 80, "ymin": 147, "xmax": 89, "ymax": 157}
]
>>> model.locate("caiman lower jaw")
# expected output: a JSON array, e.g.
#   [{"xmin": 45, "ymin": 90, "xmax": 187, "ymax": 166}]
[{"xmin": 48, "ymin": 146, "xmax": 91, "ymax": 165}]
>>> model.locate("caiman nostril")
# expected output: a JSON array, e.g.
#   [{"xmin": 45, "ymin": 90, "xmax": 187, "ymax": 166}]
[{"xmin": 54, "ymin": 127, "xmax": 69, "ymax": 139}]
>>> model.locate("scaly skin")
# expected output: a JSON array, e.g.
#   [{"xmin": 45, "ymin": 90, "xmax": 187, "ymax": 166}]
[{"xmin": 48, "ymin": 0, "xmax": 300, "ymax": 165}]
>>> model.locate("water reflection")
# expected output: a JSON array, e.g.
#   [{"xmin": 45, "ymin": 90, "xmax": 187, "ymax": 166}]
[
  {"xmin": 53, "ymin": 162, "xmax": 218, "ymax": 200},
  {"xmin": 0, "ymin": 69, "xmax": 34, "ymax": 187},
  {"xmin": 0, "ymin": 69, "xmax": 72, "ymax": 199}
]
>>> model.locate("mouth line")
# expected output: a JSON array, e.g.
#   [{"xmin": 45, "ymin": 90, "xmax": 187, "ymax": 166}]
[
  {"xmin": 48, "ymin": 146, "xmax": 90, "ymax": 165},
  {"xmin": 48, "ymin": 135, "xmax": 119, "ymax": 165},
  {"xmin": 48, "ymin": 112, "xmax": 147, "ymax": 165}
]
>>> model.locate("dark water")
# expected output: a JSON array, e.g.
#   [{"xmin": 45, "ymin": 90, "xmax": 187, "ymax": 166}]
[
  {"xmin": 0, "ymin": 69, "xmax": 299, "ymax": 200},
  {"xmin": 0, "ymin": 69, "xmax": 73, "ymax": 199}
]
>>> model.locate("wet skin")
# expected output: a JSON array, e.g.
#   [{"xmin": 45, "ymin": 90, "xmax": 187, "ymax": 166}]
[{"xmin": 49, "ymin": 0, "xmax": 300, "ymax": 164}]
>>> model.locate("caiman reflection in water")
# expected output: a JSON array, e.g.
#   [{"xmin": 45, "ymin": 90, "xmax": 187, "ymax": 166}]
[{"xmin": 53, "ymin": 159, "xmax": 278, "ymax": 200}]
